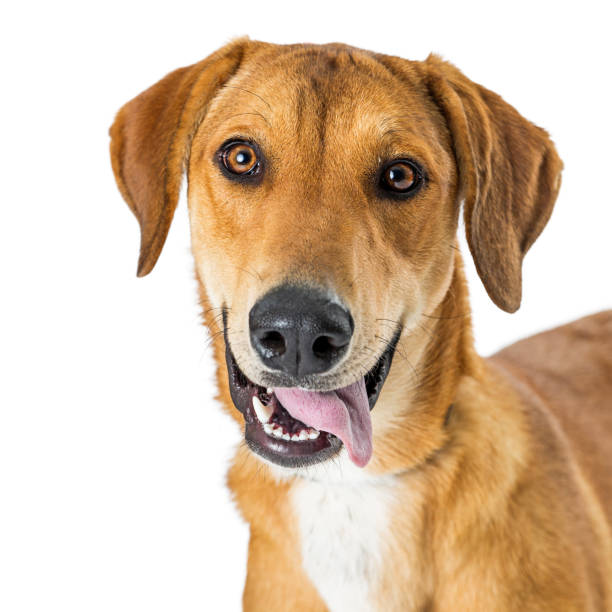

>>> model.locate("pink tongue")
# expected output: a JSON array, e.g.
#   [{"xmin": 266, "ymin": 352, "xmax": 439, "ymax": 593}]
[{"xmin": 273, "ymin": 378, "xmax": 372, "ymax": 467}]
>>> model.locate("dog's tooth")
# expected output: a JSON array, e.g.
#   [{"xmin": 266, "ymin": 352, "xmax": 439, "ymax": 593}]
[
  {"xmin": 308, "ymin": 429, "xmax": 320, "ymax": 440},
  {"xmin": 298, "ymin": 430, "xmax": 309, "ymax": 441},
  {"xmin": 282, "ymin": 432, "xmax": 291, "ymax": 441},
  {"xmin": 266, "ymin": 387, "xmax": 273, "ymax": 395},
  {"xmin": 272, "ymin": 427, "xmax": 284, "ymax": 439},
  {"xmin": 291, "ymin": 433, "xmax": 300, "ymax": 441},
  {"xmin": 252, "ymin": 395, "xmax": 273, "ymax": 424},
  {"xmin": 263, "ymin": 423, "xmax": 273, "ymax": 435}
]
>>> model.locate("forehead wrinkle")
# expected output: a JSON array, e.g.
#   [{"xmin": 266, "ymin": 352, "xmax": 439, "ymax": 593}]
[
  {"xmin": 310, "ymin": 74, "xmax": 330, "ymax": 160},
  {"xmin": 222, "ymin": 111, "xmax": 270, "ymax": 127},
  {"xmin": 293, "ymin": 83, "xmax": 307, "ymax": 138},
  {"xmin": 267, "ymin": 65, "xmax": 336, "ymax": 164},
  {"xmin": 234, "ymin": 47, "xmax": 391, "ymax": 141}
]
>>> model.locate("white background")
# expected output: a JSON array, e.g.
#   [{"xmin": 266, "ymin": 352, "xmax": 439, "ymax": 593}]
[{"xmin": 1, "ymin": 1, "xmax": 610, "ymax": 610}]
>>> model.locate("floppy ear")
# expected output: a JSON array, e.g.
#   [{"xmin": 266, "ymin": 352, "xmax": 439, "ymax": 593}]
[
  {"xmin": 109, "ymin": 39, "xmax": 248, "ymax": 276},
  {"xmin": 424, "ymin": 55, "xmax": 563, "ymax": 312}
]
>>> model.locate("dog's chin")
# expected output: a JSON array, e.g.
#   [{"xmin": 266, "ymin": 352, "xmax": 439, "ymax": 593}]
[{"xmin": 224, "ymin": 333, "xmax": 400, "ymax": 469}]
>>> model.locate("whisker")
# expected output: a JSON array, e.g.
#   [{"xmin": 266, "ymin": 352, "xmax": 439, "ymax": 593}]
[
  {"xmin": 224, "ymin": 111, "xmax": 270, "ymax": 126},
  {"xmin": 374, "ymin": 334, "xmax": 419, "ymax": 381},
  {"xmin": 221, "ymin": 85, "xmax": 273, "ymax": 112},
  {"xmin": 205, "ymin": 326, "xmax": 236, "ymax": 349},
  {"xmin": 201, "ymin": 305, "xmax": 226, "ymax": 317},
  {"xmin": 374, "ymin": 334, "xmax": 406, "ymax": 360},
  {"xmin": 375, "ymin": 317, "xmax": 402, "ymax": 326},
  {"xmin": 421, "ymin": 312, "xmax": 469, "ymax": 321},
  {"xmin": 208, "ymin": 312, "xmax": 226, "ymax": 329},
  {"xmin": 231, "ymin": 264, "xmax": 263, "ymax": 282},
  {"xmin": 415, "ymin": 321, "xmax": 436, "ymax": 340}
]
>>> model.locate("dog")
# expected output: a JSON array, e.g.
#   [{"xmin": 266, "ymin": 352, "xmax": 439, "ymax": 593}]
[{"xmin": 110, "ymin": 39, "xmax": 612, "ymax": 611}]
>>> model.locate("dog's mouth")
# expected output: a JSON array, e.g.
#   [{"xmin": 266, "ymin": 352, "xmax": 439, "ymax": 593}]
[{"xmin": 224, "ymin": 330, "xmax": 400, "ymax": 469}]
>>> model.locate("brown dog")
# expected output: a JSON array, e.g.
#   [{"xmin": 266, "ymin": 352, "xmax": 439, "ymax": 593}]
[{"xmin": 110, "ymin": 39, "xmax": 612, "ymax": 611}]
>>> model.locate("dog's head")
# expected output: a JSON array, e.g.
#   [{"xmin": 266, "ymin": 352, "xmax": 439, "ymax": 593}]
[{"xmin": 110, "ymin": 39, "xmax": 561, "ymax": 472}]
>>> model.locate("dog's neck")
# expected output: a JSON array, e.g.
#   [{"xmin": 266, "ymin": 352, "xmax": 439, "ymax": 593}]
[{"xmin": 407, "ymin": 251, "xmax": 476, "ymax": 410}]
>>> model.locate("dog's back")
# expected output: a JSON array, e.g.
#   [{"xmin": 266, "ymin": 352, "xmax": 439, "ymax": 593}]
[{"xmin": 491, "ymin": 311, "xmax": 612, "ymax": 525}]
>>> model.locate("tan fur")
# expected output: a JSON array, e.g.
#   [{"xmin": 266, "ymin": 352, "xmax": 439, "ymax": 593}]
[{"xmin": 110, "ymin": 39, "xmax": 612, "ymax": 610}]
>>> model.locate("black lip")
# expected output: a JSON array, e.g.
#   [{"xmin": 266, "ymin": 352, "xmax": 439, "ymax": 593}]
[{"xmin": 223, "ymin": 321, "xmax": 401, "ymax": 468}]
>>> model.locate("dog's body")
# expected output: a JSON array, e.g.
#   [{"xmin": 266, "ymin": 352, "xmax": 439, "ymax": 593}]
[{"xmin": 110, "ymin": 39, "xmax": 612, "ymax": 610}]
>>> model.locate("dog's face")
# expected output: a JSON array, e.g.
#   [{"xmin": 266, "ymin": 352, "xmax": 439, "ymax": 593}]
[
  {"xmin": 110, "ymin": 40, "xmax": 561, "ymax": 473},
  {"xmin": 187, "ymin": 47, "xmax": 460, "ymax": 468}
]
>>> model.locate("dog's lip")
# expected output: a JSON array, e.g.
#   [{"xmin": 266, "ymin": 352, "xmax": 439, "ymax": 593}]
[{"xmin": 223, "ymin": 327, "xmax": 401, "ymax": 468}]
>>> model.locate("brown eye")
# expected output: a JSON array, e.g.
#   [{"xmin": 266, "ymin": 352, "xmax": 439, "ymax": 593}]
[
  {"xmin": 380, "ymin": 160, "xmax": 421, "ymax": 195},
  {"xmin": 220, "ymin": 141, "xmax": 260, "ymax": 177}
]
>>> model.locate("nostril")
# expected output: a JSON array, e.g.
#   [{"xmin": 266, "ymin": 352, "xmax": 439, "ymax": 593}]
[
  {"xmin": 249, "ymin": 285, "xmax": 353, "ymax": 376},
  {"xmin": 312, "ymin": 335, "xmax": 346, "ymax": 359},
  {"xmin": 259, "ymin": 330, "xmax": 286, "ymax": 357}
]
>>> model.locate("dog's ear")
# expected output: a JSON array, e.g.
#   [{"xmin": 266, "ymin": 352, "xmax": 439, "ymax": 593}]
[
  {"xmin": 109, "ymin": 39, "xmax": 249, "ymax": 276},
  {"xmin": 423, "ymin": 55, "xmax": 563, "ymax": 312}
]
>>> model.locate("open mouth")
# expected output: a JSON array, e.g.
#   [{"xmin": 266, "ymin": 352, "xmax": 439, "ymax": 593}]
[{"xmin": 224, "ymin": 329, "xmax": 400, "ymax": 469}]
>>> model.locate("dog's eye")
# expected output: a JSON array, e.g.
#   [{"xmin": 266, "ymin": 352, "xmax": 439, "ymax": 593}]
[
  {"xmin": 379, "ymin": 160, "xmax": 421, "ymax": 195},
  {"xmin": 219, "ymin": 141, "xmax": 260, "ymax": 177}
]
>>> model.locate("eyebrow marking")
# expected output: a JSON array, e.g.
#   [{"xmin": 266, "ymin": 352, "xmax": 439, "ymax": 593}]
[{"xmin": 221, "ymin": 84, "xmax": 273, "ymax": 112}]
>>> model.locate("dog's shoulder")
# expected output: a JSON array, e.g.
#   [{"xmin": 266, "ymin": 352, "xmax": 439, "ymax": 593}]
[{"xmin": 490, "ymin": 310, "xmax": 612, "ymax": 523}]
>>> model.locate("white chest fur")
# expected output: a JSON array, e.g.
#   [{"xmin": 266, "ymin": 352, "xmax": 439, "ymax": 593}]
[{"xmin": 291, "ymin": 474, "xmax": 397, "ymax": 612}]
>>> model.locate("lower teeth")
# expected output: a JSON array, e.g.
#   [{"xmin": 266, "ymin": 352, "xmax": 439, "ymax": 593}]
[
  {"xmin": 263, "ymin": 422, "xmax": 319, "ymax": 441},
  {"xmin": 254, "ymin": 392, "xmax": 319, "ymax": 442}
]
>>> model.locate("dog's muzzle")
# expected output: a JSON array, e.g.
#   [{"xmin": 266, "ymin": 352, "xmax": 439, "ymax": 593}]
[{"xmin": 224, "ymin": 293, "xmax": 401, "ymax": 468}]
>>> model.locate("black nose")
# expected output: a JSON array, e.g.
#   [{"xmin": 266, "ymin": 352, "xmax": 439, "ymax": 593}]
[{"xmin": 249, "ymin": 285, "xmax": 354, "ymax": 378}]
